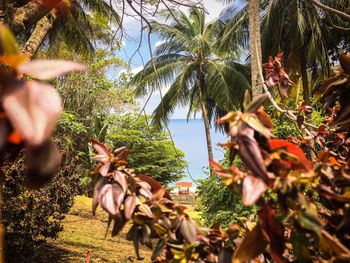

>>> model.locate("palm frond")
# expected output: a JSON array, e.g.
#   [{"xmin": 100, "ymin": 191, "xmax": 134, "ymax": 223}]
[
  {"xmin": 151, "ymin": 61, "xmax": 199, "ymax": 130},
  {"xmin": 132, "ymin": 54, "xmax": 187, "ymax": 97}
]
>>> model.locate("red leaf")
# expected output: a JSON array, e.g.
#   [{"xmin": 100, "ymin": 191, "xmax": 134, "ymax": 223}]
[
  {"xmin": 18, "ymin": 60, "xmax": 86, "ymax": 80},
  {"xmin": 258, "ymin": 206, "xmax": 285, "ymax": 263},
  {"xmin": 242, "ymin": 176, "xmax": 267, "ymax": 206},
  {"xmin": 92, "ymin": 177, "xmax": 108, "ymax": 215},
  {"xmin": 98, "ymin": 184, "xmax": 124, "ymax": 216},
  {"xmin": 7, "ymin": 131, "xmax": 22, "ymax": 144},
  {"xmin": 268, "ymin": 139, "xmax": 313, "ymax": 172},
  {"xmin": 136, "ymin": 174, "xmax": 172, "ymax": 200},
  {"xmin": 99, "ymin": 162, "xmax": 110, "ymax": 177},
  {"xmin": 86, "ymin": 251, "xmax": 91, "ymax": 263},
  {"xmin": 113, "ymin": 171, "xmax": 128, "ymax": 193},
  {"xmin": 210, "ymin": 159, "xmax": 223, "ymax": 172},
  {"xmin": 3, "ymin": 81, "xmax": 62, "ymax": 145},
  {"xmin": 91, "ymin": 138, "xmax": 110, "ymax": 156},
  {"xmin": 237, "ymin": 125, "xmax": 269, "ymax": 181},
  {"xmin": 124, "ymin": 194, "xmax": 137, "ymax": 220},
  {"xmin": 25, "ymin": 140, "xmax": 61, "ymax": 189}
]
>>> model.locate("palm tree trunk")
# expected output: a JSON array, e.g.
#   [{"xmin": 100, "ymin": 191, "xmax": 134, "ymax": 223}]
[
  {"xmin": 22, "ymin": 10, "xmax": 57, "ymax": 58},
  {"xmin": 197, "ymin": 71, "xmax": 214, "ymax": 177},
  {"xmin": 3, "ymin": 0, "xmax": 61, "ymax": 34},
  {"xmin": 300, "ymin": 51, "xmax": 310, "ymax": 105},
  {"xmin": 248, "ymin": 0, "xmax": 263, "ymax": 97}
]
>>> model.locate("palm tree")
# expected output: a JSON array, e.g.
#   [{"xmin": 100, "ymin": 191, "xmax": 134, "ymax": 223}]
[
  {"xmin": 132, "ymin": 8, "xmax": 250, "ymax": 174},
  {"xmin": 260, "ymin": 0, "xmax": 350, "ymax": 104},
  {"xmin": 248, "ymin": 0, "xmax": 263, "ymax": 96},
  {"xmin": 217, "ymin": 0, "xmax": 349, "ymax": 101},
  {"xmin": 21, "ymin": 0, "xmax": 120, "ymax": 58},
  {"xmin": 215, "ymin": 0, "xmax": 264, "ymax": 97}
]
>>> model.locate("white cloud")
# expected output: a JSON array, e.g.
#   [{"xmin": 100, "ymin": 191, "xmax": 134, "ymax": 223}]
[
  {"xmin": 131, "ymin": 65, "xmax": 144, "ymax": 74},
  {"xmin": 155, "ymin": 40, "xmax": 165, "ymax": 48},
  {"xmin": 203, "ymin": 0, "xmax": 226, "ymax": 21}
]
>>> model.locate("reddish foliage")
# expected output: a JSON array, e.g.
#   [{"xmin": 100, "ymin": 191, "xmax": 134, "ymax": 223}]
[{"xmin": 268, "ymin": 139, "xmax": 313, "ymax": 172}]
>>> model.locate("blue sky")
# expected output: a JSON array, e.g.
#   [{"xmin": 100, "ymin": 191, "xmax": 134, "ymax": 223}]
[{"xmin": 115, "ymin": 0, "xmax": 243, "ymax": 119}]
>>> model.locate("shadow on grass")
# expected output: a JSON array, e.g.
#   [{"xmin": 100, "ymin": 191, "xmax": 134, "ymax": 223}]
[{"xmin": 6, "ymin": 243, "xmax": 79, "ymax": 263}]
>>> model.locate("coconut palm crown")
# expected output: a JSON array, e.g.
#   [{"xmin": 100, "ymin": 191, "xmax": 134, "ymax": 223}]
[{"xmin": 132, "ymin": 8, "xmax": 250, "ymax": 167}]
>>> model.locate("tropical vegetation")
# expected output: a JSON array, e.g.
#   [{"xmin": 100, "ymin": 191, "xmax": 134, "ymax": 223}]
[
  {"xmin": 132, "ymin": 8, "xmax": 250, "ymax": 170},
  {"xmin": 0, "ymin": 0, "xmax": 349, "ymax": 262}
]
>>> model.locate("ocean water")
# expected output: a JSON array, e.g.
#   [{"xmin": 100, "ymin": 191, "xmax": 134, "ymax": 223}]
[{"xmin": 168, "ymin": 119, "xmax": 228, "ymax": 182}]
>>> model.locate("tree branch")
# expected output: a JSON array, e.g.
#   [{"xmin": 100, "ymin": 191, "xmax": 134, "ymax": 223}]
[
  {"xmin": 308, "ymin": 0, "xmax": 350, "ymax": 20},
  {"xmin": 255, "ymin": 46, "xmax": 318, "ymax": 137}
]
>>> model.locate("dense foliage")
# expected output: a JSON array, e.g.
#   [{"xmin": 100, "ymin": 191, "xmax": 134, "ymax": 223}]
[
  {"xmin": 107, "ymin": 114, "xmax": 186, "ymax": 185},
  {"xmin": 197, "ymin": 175, "xmax": 258, "ymax": 228},
  {"xmin": 90, "ymin": 54, "xmax": 350, "ymax": 262},
  {"xmin": 1, "ymin": 0, "xmax": 350, "ymax": 262},
  {"xmin": 2, "ymin": 147, "xmax": 80, "ymax": 261},
  {"xmin": 0, "ymin": 24, "xmax": 86, "ymax": 261}
]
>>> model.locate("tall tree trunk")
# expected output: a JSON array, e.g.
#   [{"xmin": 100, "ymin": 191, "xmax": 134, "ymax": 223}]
[
  {"xmin": 22, "ymin": 11, "xmax": 57, "ymax": 58},
  {"xmin": 248, "ymin": 0, "xmax": 263, "ymax": 97},
  {"xmin": 300, "ymin": 51, "xmax": 310, "ymax": 105},
  {"xmin": 2, "ymin": 0, "xmax": 61, "ymax": 33},
  {"xmin": 197, "ymin": 71, "xmax": 214, "ymax": 177}
]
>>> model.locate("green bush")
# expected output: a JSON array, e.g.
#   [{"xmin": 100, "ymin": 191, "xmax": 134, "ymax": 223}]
[
  {"xmin": 1, "ymin": 112, "xmax": 90, "ymax": 260},
  {"xmin": 2, "ymin": 151, "xmax": 80, "ymax": 261},
  {"xmin": 197, "ymin": 175, "xmax": 258, "ymax": 228},
  {"xmin": 106, "ymin": 114, "xmax": 186, "ymax": 185}
]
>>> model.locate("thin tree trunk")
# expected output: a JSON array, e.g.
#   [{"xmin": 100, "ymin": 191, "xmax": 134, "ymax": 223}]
[
  {"xmin": 300, "ymin": 51, "xmax": 310, "ymax": 105},
  {"xmin": 4, "ymin": 0, "xmax": 61, "ymax": 34},
  {"xmin": 197, "ymin": 71, "xmax": 214, "ymax": 177},
  {"xmin": 248, "ymin": 0, "xmax": 263, "ymax": 97},
  {"xmin": 22, "ymin": 11, "xmax": 57, "ymax": 58},
  {"xmin": 0, "ymin": 180, "xmax": 4, "ymax": 263}
]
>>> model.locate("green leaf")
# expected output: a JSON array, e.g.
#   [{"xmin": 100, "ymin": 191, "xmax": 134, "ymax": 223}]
[
  {"xmin": 244, "ymin": 94, "xmax": 269, "ymax": 113},
  {"xmin": 297, "ymin": 211, "xmax": 322, "ymax": 233},
  {"xmin": 241, "ymin": 114, "xmax": 272, "ymax": 139},
  {"xmin": 152, "ymin": 238, "xmax": 166, "ymax": 260},
  {"xmin": 0, "ymin": 25, "xmax": 19, "ymax": 55},
  {"xmin": 243, "ymin": 90, "xmax": 252, "ymax": 111}
]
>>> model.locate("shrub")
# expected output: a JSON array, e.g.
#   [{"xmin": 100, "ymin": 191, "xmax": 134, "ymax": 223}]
[
  {"xmin": 197, "ymin": 175, "xmax": 258, "ymax": 228},
  {"xmin": 2, "ymin": 149, "xmax": 80, "ymax": 261}
]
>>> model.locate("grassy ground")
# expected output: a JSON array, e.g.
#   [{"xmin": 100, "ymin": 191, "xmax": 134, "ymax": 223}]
[{"xmin": 42, "ymin": 195, "xmax": 200, "ymax": 262}]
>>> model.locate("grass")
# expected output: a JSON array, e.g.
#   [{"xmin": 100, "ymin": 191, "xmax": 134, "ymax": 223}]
[
  {"xmin": 46, "ymin": 195, "xmax": 152, "ymax": 263},
  {"xmin": 43, "ymin": 195, "xmax": 201, "ymax": 262}
]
